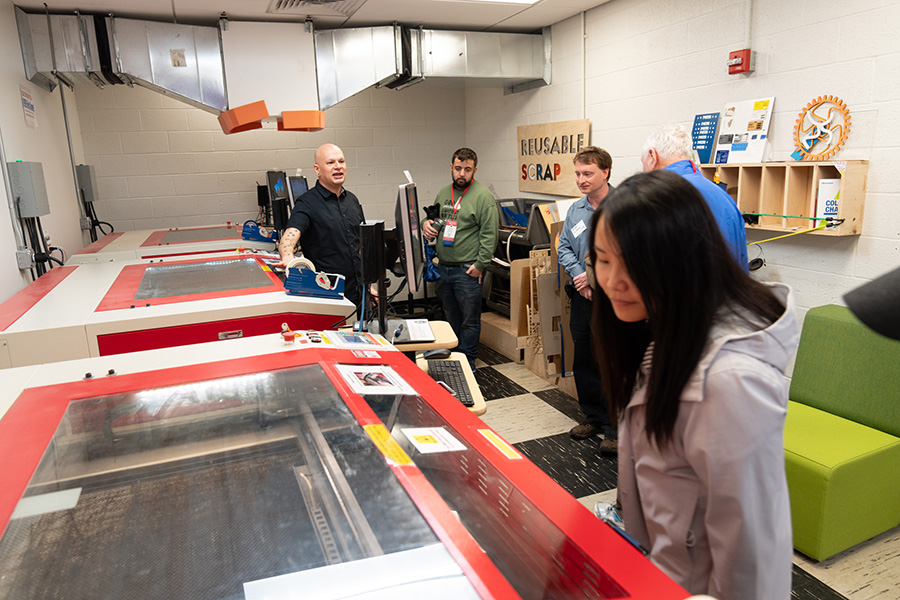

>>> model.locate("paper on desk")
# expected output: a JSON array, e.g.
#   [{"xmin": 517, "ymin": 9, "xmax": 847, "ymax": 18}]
[{"xmin": 405, "ymin": 319, "xmax": 435, "ymax": 342}]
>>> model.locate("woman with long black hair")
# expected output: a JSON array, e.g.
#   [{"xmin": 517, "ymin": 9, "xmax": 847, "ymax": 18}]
[{"xmin": 589, "ymin": 169, "xmax": 799, "ymax": 600}]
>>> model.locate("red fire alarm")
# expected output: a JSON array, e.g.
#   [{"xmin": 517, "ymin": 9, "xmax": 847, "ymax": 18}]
[{"xmin": 727, "ymin": 48, "xmax": 756, "ymax": 75}]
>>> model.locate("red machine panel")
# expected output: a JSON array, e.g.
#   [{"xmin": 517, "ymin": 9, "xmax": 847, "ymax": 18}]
[{"xmin": 96, "ymin": 312, "xmax": 339, "ymax": 355}]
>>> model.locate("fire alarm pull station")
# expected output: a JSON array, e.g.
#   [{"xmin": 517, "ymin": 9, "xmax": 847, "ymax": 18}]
[{"xmin": 727, "ymin": 48, "xmax": 756, "ymax": 75}]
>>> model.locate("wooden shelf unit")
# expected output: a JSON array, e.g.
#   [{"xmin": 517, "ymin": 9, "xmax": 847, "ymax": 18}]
[{"xmin": 698, "ymin": 160, "xmax": 868, "ymax": 236}]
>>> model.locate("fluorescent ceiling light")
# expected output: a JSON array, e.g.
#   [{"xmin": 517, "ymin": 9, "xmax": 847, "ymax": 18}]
[{"xmin": 434, "ymin": 0, "xmax": 539, "ymax": 5}]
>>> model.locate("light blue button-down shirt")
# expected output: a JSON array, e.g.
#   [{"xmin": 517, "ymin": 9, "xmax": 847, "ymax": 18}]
[{"xmin": 558, "ymin": 189, "xmax": 611, "ymax": 279}]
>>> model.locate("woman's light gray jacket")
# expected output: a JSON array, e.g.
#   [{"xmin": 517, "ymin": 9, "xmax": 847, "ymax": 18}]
[{"xmin": 617, "ymin": 283, "xmax": 799, "ymax": 600}]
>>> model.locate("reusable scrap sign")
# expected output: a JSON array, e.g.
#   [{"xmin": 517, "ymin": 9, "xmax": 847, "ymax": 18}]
[{"xmin": 518, "ymin": 119, "xmax": 590, "ymax": 196}]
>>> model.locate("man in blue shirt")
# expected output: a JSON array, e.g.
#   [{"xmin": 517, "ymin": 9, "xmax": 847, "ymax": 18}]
[
  {"xmin": 641, "ymin": 124, "xmax": 749, "ymax": 272},
  {"xmin": 557, "ymin": 146, "xmax": 617, "ymax": 452}
]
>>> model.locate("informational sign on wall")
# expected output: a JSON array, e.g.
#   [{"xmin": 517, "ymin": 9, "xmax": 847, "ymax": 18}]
[
  {"xmin": 714, "ymin": 97, "xmax": 774, "ymax": 164},
  {"xmin": 20, "ymin": 86, "xmax": 36, "ymax": 129},
  {"xmin": 692, "ymin": 112, "xmax": 720, "ymax": 164},
  {"xmin": 517, "ymin": 119, "xmax": 590, "ymax": 196}
]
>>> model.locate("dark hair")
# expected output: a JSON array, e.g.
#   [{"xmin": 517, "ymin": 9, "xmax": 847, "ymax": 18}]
[
  {"xmin": 573, "ymin": 146, "xmax": 612, "ymax": 181},
  {"xmin": 589, "ymin": 170, "xmax": 784, "ymax": 447},
  {"xmin": 452, "ymin": 147, "xmax": 478, "ymax": 167}
]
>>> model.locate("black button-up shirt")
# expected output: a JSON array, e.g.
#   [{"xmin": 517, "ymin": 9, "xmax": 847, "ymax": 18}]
[{"xmin": 286, "ymin": 181, "xmax": 365, "ymax": 303}]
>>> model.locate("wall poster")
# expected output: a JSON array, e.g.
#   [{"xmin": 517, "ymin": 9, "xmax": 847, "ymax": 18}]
[{"xmin": 714, "ymin": 97, "xmax": 774, "ymax": 164}]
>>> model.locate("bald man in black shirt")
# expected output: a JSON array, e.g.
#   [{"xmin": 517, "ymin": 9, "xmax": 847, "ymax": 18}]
[{"xmin": 276, "ymin": 144, "xmax": 366, "ymax": 310}]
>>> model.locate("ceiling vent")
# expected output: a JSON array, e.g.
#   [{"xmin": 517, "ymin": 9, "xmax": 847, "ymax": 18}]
[{"xmin": 266, "ymin": 0, "xmax": 367, "ymax": 18}]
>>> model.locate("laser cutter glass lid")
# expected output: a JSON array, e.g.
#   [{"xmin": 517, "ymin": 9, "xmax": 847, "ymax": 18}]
[
  {"xmin": 158, "ymin": 226, "xmax": 241, "ymax": 244},
  {"xmin": 0, "ymin": 364, "xmax": 469, "ymax": 600},
  {"xmin": 135, "ymin": 257, "xmax": 276, "ymax": 300}
]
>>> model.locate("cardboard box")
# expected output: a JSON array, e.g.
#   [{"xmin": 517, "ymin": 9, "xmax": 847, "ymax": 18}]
[{"xmin": 509, "ymin": 259, "xmax": 531, "ymax": 337}]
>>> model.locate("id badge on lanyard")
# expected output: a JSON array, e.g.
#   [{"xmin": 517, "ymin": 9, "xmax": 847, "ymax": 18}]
[
  {"xmin": 442, "ymin": 184, "xmax": 468, "ymax": 247},
  {"xmin": 442, "ymin": 220, "xmax": 458, "ymax": 246}
]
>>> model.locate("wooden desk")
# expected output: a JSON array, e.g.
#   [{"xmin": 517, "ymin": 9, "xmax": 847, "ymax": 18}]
[
  {"xmin": 391, "ymin": 320, "xmax": 457, "ymax": 353},
  {"xmin": 416, "ymin": 351, "xmax": 486, "ymax": 416}
]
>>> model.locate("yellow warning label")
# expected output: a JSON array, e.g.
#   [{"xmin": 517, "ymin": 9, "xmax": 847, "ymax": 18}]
[
  {"xmin": 478, "ymin": 429, "xmax": 522, "ymax": 459},
  {"xmin": 364, "ymin": 424, "xmax": 412, "ymax": 465},
  {"xmin": 753, "ymin": 99, "xmax": 770, "ymax": 110}
]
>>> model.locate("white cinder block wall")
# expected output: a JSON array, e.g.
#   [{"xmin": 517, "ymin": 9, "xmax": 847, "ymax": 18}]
[
  {"xmin": 467, "ymin": 0, "xmax": 900, "ymax": 319},
  {"xmin": 25, "ymin": 0, "xmax": 899, "ymax": 319},
  {"xmin": 75, "ymin": 83, "xmax": 467, "ymax": 232}
]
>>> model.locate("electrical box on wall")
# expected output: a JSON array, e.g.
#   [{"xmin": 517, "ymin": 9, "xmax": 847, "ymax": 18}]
[
  {"xmin": 727, "ymin": 48, "xmax": 756, "ymax": 75},
  {"xmin": 75, "ymin": 164, "xmax": 98, "ymax": 204},
  {"xmin": 7, "ymin": 161, "xmax": 50, "ymax": 217}
]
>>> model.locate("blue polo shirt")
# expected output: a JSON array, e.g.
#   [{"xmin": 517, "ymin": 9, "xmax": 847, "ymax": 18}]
[{"xmin": 665, "ymin": 160, "xmax": 749, "ymax": 272}]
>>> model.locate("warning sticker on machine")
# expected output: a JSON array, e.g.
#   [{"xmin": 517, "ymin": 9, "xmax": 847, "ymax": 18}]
[
  {"xmin": 478, "ymin": 429, "xmax": 523, "ymax": 459},
  {"xmin": 402, "ymin": 427, "xmax": 466, "ymax": 454},
  {"xmin": 364, "ymin": 424, "xmax": 412, "ymax": 466}
]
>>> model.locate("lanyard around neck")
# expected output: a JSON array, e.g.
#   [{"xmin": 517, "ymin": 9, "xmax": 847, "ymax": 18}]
[{"xmin": 451, "ymin": 184, "xmax": 470, "ymax": 216}]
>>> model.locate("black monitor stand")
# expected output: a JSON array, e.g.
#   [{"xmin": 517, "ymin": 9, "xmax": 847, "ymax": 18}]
[
  {"xmin": 359, "ymin": 222, "xmax": 414, "ymax": 346},
  {"xmin": 360, "ymin": 221, "xmax": 388, "ymax": 337},
  {"xmin": 271, "ymin": 198, "xmax": 289, "ymax": 239}
]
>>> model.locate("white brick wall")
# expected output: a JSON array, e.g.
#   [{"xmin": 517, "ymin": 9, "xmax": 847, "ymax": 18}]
[
  {"xmin": 76, "ymin": 84, "xmax": 467, "ymax": 232},
  {"xmin": 465, "ymin": 0, "xmax": 900, "ymax": 317}
]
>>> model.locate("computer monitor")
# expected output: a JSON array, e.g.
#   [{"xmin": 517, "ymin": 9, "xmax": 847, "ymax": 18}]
[
  {"xmin": 287, "ymin": 175, "xmax": 308, "ymax": 207},
  {"xmin": 394, "ymin": 182, "xmax": 425, "ymax": 294},
  {"xmin": 358, "ymin": 178, "xmax": 428, "ymax": 342}
]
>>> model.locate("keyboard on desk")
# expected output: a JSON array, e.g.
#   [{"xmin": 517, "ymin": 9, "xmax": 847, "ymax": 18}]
[{"xmin": 426, "ymin": 359, "xmax": 475, "ymax": 407}]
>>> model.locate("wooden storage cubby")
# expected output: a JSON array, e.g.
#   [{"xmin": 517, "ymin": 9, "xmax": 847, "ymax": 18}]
[{"xmin": 698, "ymin": 160, "xmax": 868, "ymax": 236}]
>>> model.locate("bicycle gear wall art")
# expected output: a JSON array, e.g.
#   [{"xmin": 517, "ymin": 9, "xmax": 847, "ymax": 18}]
[{"xmin": 793, "ymin": 95, "xmax": 851, "ymax": 160}]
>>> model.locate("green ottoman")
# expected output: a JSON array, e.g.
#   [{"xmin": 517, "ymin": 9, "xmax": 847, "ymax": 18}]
[{"xmin": 784, "ymin": 401, "xmax": 900, "ymax": 560}]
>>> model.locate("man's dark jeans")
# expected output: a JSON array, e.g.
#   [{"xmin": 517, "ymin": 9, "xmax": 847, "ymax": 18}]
[
  {"xmin": 569, "ymin": 290, "xmax": 616, "ymax": 439},
  {"xmin": 436, "ymin": 264, "xmax": 483, "ymax": 369}
]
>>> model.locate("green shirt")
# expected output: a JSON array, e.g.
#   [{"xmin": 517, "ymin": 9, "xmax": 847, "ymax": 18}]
[{"xmin": 426, "ymin": 180, "xmax": 499, "ymax": 273}]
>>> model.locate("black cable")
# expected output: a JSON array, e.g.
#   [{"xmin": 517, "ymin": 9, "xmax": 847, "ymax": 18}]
[
  {"xmin": 47, "ymin": 255, "xmax": 64, "ymax": 267},
  {"xmin": 24, "ymin": 218, "xmax": 44, "ymax": 277},
  {"xmin": 81, "ymin": 189, "xmax": 97, "ymax": 242},
  {"xmin": 88, "ymin": 200, "xmax": 98, "ymax": 241},
  {"xmin": 97, "ymin": 221, "xmax": 114, "ymax": 235},
  {"xmin": 36, "ymin": 218, "xmax": 53, "ymax": 270},
  {"xmin": 329, "ymin": 311, "xmax": 355, "ymax": 330}
]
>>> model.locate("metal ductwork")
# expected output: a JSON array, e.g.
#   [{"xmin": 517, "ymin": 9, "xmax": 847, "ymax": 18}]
[
  {"xmin": 15, "ymin": 7, "xmax": 105, "ymax": 91},
  {"xmin": 316, "ymin": 25, "xmax": 417, "ymax": 110},
  {"xmin": 316, "ymin": 26, "xmax": 550, "ymax": 110},
  {"xmin": 16, "ymin": 9, "xmax": 550, "ymax": 124},
  {"xmin": 421, "ymin": 29, "xmax": 550, "ymax": 93},
  {"xmin": 104, "ymin": 17, "xmax": 227, "ymax": 113}
]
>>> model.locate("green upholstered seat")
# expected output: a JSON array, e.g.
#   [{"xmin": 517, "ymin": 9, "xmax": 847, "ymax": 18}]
[
  {"xmin": 786, "ymin": 304, "xmax": 900, "ymax": 561},
  {"xmin": 784, "ymin": 402, "xmax": 900, "ymax": 560}
]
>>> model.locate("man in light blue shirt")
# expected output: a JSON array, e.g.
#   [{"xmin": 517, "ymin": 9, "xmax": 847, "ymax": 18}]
[{"xmin": 558, "ymin": 146, "xmax": 617, "ymax": 452}]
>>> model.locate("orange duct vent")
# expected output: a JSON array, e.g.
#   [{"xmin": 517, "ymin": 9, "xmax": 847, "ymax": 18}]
[
  {"xmin": 217, "ymin": 100, "xmax": 269, "ymax": 135},
  {"xmin": 278, "ymin": 110, "xmax": 326, "ymax": 132}
]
